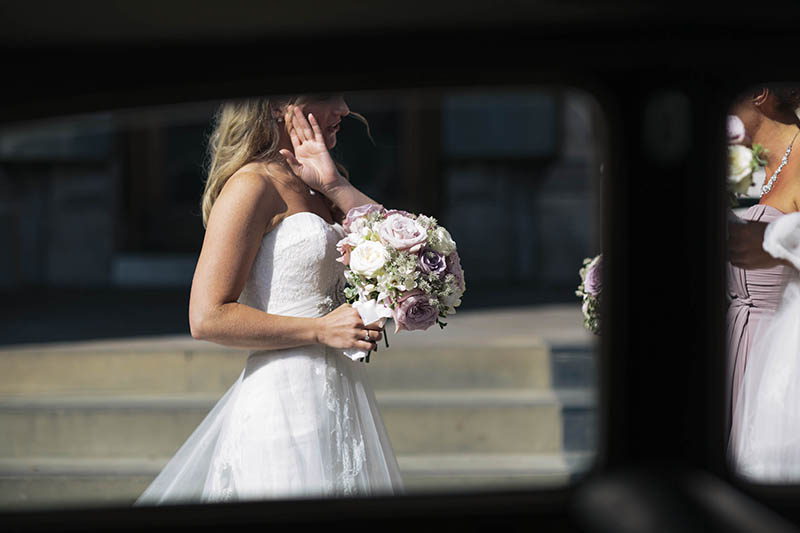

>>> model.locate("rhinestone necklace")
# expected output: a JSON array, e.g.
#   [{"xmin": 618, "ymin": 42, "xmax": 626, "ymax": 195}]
[{"xmin": 760, "ymin": 129, "xmax": 800, "ymax": 197}]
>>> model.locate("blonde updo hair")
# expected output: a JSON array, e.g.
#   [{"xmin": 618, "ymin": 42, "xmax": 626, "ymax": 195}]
[{"xmin": 201, "ymin": 96, "xmax": 371, "ymax": 228}]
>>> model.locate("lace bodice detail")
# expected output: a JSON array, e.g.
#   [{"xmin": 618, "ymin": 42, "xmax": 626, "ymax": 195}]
[{"xmin": 237, "ymin": 211, "xmax": 347, "ymax": 318}]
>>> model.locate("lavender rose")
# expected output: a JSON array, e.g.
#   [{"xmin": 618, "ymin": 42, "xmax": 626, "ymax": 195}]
[
  {"xmin": 392, "ymin": 289, "xmax": 439, "ymax": 333},
  {"xmin": 727, "ymin": 115, "xmax": 746, "ymax": 145},
  {"xmin": 583, "ymin": 254, "xmax": 602, "ymax": 297},
  {"xmin": 445, "ymin": 251, "xmax": 465, "ymax": 291},
  {"xmin": 378, "ymin": 214, "xmax": 428, "ymax": 253},
  {"xmin": 343, "ymin": 203, "xmax": 386, "ymax": 233},
  {"xmin": 418, "ymin": 247, "xmax": 447, "ymax": 278}
]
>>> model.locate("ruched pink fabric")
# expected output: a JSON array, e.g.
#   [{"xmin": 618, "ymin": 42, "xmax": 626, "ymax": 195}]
[{"xmin": 726, "ymin": 204, "xmax": 788, "ymax": 434}]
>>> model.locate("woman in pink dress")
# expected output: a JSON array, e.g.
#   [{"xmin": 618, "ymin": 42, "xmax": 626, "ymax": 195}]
[{"xmin": 727, "ymin": 85, "xmax": 800, "ymax": 479}]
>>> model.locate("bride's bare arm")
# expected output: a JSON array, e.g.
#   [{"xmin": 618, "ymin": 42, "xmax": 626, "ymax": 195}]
[
  {"xmin": 320, "ymin": 176, "xmax": 380, "ymax": 218},
  {"xmin": 188, "ymin": 170, "xmax": 381, "ymax": 351}
]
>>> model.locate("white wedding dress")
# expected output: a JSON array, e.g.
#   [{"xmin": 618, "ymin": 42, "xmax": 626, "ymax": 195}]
[
  {"xmin": 729, "ymin": 211, "xmax": 800, "ymax": 481},
  {"xmin": 135, "ymin": 211, "xmax": 404, "ymax": 505}
]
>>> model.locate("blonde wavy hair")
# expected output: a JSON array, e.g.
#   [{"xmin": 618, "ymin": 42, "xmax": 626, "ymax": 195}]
[{"xmin": 201, "ymin": 96, "xmax": 371, "ymax": 228}]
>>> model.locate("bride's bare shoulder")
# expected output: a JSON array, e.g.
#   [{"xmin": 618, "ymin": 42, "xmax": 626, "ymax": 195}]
[
  {"xmin": 225, "ymin": 161, "xmax": 275, "ymax": 190},
  {"xmin": 226, "ymin": 161, "xmax": 295, "ymax": 196},
  {"xmin": 211, "ymin": 163, "xmax": 285, "ymax": 228}
]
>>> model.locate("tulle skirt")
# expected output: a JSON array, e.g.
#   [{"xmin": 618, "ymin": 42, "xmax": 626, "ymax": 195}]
[
  {"xmin": 135, "ymin": 344, "xmax": 404, "ymax": 505},
  {"xmin": 729, "ymin": 276, "xmax": 800, "ymax": 482}
]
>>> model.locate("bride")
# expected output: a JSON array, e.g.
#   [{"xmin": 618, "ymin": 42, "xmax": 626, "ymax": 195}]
[
  {"xmin": 135, "ymin": 95, "xmax": 404, "ymax": 504},
  {"xmin": 727, "ymin": 85, "xmax": 800, "ymax": 481}
]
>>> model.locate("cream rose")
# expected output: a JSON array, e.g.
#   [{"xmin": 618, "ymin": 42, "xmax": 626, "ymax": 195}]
[
  {"xmin": 349, "ymin": 216, "xmax": 370, "ymax": 235},
  {"xmin": 728, "ymin": 145, "xmax": 754, "ymax": 195},
  {"xmin": 349, "ymin": 241, "xmax": 389, "ymax": 277},
  {"xmin": 429, "ymin": 226, "xmax": 457, "ymax": 255}
]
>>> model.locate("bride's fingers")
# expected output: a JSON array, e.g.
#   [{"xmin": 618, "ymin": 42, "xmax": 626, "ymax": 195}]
[
  {"xmin": 284, "ymin": 107, "xmax": 294, "ymax": 131},
  {"xmin": 358, "ymin": 329, "xmax": 382, "ymax": 341},
  {"xmin": 288, "ymin": 127, "xmax": 302, "ymax": 150},
  {"xmin": 356, "ymin": 340, "xmax": 378, "ymax": 351},
  {"xmin": 286, "ymin": 107, "xmax": 302, "ymax": 143},
  {"xmin": 279, "ymin": 149, "xmax": 302, "ymax": 173},
  {"xmin": 291, "ymin": 106, "xmax": 306, "ymax": 142},
  {"xmin": 294, "ymin": 106, "xmax": 314, "ymax": 142},
  {"xmin": 308, "ymin": 113, "xmax": 325, "ymax": 142}
]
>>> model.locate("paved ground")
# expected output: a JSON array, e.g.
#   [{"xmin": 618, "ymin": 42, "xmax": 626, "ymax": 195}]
[
  {"xmin": 0, "ymin": 297, "xmax": 597, "ymax": 507},
  {"xmin": 0, "ymin": 302, "xmax": 593, "ymax": 353}
]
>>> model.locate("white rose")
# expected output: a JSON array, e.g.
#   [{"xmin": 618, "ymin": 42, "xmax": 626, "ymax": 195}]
[
  {"xmin": 430, "ymin": 226, "xmax": 457, "ymax": 254},
  {"xmin": 443, "ymin": 291, "xmax": 461, "ymax": 309},
  {"xmin": 341, "ymin": 232, "xmax": 363, "ymax": 248},
  {"xmin": 350, "ymin": 217, "xmax": 369, "ymax": 235},
  {"xmin": 401, "ymin": 277, "xmax": 418, "ymax": 291},
  {"xmin": 728, "ymin": 145, "xmax": 754, "ymax": 195},
  {"xmin": 349, "ymin": 241, "xmax": 389, "ymax": 278},
  {"xmin": 416, "ymin": 214, "xmax": 436, "ymax": 230}
]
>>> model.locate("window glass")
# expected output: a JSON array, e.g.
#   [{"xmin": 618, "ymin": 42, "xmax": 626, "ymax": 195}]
[{"xmin": 0, "ymin": 87, "xmax": 603, "ymax": 508}]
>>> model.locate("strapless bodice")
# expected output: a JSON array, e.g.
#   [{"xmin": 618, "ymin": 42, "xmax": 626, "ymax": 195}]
[
  {"xmin": 728, "ymin": 204, "xmax": 792, "ymax": 314},
  {"xmin": 237, "ymin": 211, "xmax": 347, "ymax": 318},
  {"xmin": 137, "ymin": 209, "xmax": 404, "ymax": 505}
]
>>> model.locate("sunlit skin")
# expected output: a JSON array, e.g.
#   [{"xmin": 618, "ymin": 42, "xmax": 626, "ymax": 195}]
[
  {"xmin": 728, "ymin": 88, "xmax": 800, "ymax": 270},
  {"xmin": 188, "ymin": 95, "xmax": 384, "ymax": 352},
  {"xmin": 278, "ymin": 97, "xmax": 352, "ymax": 196},
  {"xmin": 284, "ymin": 94, "xmax": 350, "ymax": 150}
]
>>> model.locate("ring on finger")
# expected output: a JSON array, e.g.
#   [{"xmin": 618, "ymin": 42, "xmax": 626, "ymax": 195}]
[{"xmin": 364, "ymin": 330, "xmax": 370, "ymax": 341}]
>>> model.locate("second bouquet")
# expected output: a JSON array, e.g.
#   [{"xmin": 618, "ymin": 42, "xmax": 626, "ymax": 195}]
[{"xmin": 336, "ymin": 204, "xmax": 466, "ymax": 362}]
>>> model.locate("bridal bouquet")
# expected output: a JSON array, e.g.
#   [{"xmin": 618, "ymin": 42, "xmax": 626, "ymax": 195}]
[
  {"xmin": 727, "ymin": 114, "xmax": 767, "ymax": 205},
  {"xmin": 336, "ymin": 204, "xmax": 466, "ymax": 361},
  {"xmin": 576, "ymin": 253, "xmax": 601, "ymax": 335}
]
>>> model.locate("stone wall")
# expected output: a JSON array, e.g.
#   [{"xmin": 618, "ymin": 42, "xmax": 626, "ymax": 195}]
[{"xmin": 0, "ymin": 90, "xmax": 602, "ymax": 297}]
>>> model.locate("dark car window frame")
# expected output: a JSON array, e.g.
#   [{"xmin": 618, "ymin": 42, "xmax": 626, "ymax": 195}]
[{"xmin": 5, "ymin": 5, "xmax": 800, "ymax": 531}]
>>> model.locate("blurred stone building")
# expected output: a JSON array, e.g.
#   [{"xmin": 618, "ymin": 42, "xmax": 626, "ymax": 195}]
[{"xmin": 0, "ymin": 88, "xmax": 602, "ymax": 338}]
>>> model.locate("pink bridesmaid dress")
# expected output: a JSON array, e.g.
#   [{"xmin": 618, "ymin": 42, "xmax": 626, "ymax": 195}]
[{"xmin": 726, "ymin": 204, "xmax": 789, "ymax": 434}]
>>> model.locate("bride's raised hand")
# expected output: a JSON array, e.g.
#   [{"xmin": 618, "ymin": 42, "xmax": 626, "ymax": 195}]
[{"xmin": 279, "ymin": 105, "xmax": 342, "ymax": 193}]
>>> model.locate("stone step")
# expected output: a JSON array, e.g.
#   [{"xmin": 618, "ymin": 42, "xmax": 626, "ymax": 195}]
[
  {"xmin": 0, "ymin": 336, "xmax": 555, "ymax": 395},
  {"xmin": 0, "ymin": 452, "xmax": 595, "ymax": 509},
  {"xmin": 550, "ymin": 345, "xmax": 595, "ymax": 389},
  {"xmin": 0, "ymin": 389, "xmax": 593, "ymax": 459}
]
